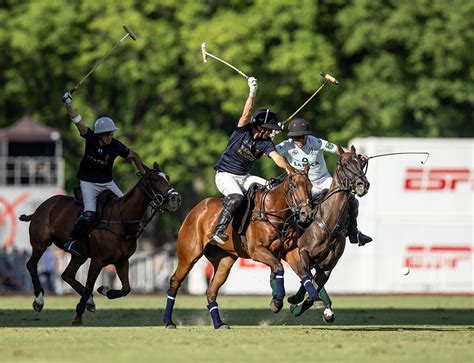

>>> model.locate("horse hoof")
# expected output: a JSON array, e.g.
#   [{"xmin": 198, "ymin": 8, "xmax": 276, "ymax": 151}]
[
  {"xmin": 217, "ymin": 324, "xmax": 230, "ymax": 329},
  {"xmin": 32, "ymin": 301, "xmax": 44, "ymax": 312},
  {"xmin": 72, "ymin": 319, "xmax": 83, "ymax": 326},
  {"xmin": 287, "ymin": 295, "xmax": 299, "ymax": 305},
  {"xmin": 86, "ymin": 303, "xmax": 96, "ymax": 313},
  {"xmin": 323, "ymin": 308, "xmax": 335, "ymax": 324},
  {"xmin": 164, "ymin": 320, "xmax": 176, "ymax": 329},
  {"xmin": 270, "ymin": 298, "xmax": 283, "ymax": 313},
  {"xmin": 97, "ymin": 286, "xmax": 110, "ymax": 296}
]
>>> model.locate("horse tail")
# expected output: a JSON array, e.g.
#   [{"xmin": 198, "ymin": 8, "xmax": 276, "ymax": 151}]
[{"xmin": 19, "ymin": 214, "xmax": 33, "ymax": 222}]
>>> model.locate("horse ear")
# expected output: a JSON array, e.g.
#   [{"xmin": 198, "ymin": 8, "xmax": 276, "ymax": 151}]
[
  {"xmin": 351, "ymin": 145, "xmax": 356, "ymax": 154},
  {"xmin": 337, "ymin": 145, "xmax": 345, "ymax": 155},
  {"xmin": 153, "ymin": 161, "xmax": 160, "ymax": 170}
]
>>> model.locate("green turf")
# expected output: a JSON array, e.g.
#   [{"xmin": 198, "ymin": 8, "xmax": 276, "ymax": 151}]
[{"xmin": 0, "ymin": 295, "xmax": 473, "ymax": 363}]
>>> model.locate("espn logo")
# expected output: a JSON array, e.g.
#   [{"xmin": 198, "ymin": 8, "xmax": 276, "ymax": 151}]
[
  {"xmin": 404, "ymin": 245, "xmax": 472, "ymax": 270},
  {"xmin": 404, "ymin": 168, "xmax": 473, "ymax": 191}
]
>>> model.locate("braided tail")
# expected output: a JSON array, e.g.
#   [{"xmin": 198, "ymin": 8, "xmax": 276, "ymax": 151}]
[{"xmin": 19, "ymin": 214, "xmax": 33, "ymax": 222}]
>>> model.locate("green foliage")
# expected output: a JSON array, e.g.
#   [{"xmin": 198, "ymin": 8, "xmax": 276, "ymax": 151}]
[{"xmin": 0, "ymin": 0, "xmax": 472, "ymax": 243}]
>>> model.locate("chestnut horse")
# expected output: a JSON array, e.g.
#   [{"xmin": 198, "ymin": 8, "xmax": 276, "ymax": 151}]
[
  {"xmin": 287, "ymin": 146, "xmax": 370, "ymax": 322},
  {"xmin": 163, "ymin": 166, "xmax": 314, "ymax": 329},
  {"xmin": 21, "ymin": 162, "xmax": 180, "ymax": 325}
]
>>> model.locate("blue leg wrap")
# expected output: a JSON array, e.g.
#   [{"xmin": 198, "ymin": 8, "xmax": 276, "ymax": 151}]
[
  {"xmin": 207, "ymin": 301, "xmax": 223, "ymax": 328},
  {"xmin": 274, "ymin": 271, "xmax": 285, "ymax": 300},
  {"xmin": 301, "ymin": 275, "xmax": 318, "ymax": 301},
  {"xmin": 163, "ymin": 290, "xmax": 176, "ymax": 323}
]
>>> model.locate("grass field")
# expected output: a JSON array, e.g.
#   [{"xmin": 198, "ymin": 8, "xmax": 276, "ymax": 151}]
[{"xmin": 0, "ymin": 294, "xmax": 473, "ymax": 363}]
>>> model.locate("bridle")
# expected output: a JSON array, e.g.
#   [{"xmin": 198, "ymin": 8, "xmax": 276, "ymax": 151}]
[
  {"xmin": 283, "ymin": 170, "xmax": 312, "ymax": 216},
  {"xmin": 333, "ymin": 155, "xmax": 368, "ymax": 194},
  {"xmin": 138, "ymin": 170, "xmax": 179, "ymax": 212}
]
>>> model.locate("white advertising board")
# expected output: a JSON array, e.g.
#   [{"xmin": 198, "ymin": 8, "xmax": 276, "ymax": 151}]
[
  {"xmin": 188, "ymin": 138, "xmax": 473, "ymax": 294},
  {"xmin": 0, "ymin": 187, "xmax": 64, "ymax": 251}
]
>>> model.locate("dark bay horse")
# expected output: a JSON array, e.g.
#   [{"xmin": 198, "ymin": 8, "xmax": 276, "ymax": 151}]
[
  {"xmin": 287, "ymin": 146, "xmax": 370, "ymax": 322},
  {"xmin": 21, "ymin": 162, "xmax": 180, "ymax": 325},
  {"xmin": 163, "ymin": 166, "xmax": 313, "ymax": 329}
]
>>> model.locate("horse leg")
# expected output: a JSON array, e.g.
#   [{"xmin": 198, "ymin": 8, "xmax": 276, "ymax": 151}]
[
  {"xmin": 248, "ymin": 246, "xmax": 285, "ymax": 313},
  {"xmin": 26, "ymin": 246, "xmax": 46, "ymax": 312},
  {"xmin": 313, "ymin": 267, "xmax": 335, "ymax": 324},
  {"xmin": 163, "ymin": 250, "xmax": 204, "ymax": 328},
  {"xmin": 61, "ymin": 255, "xmax": 96, "ymax": 312},
  {"xmin": 206, "ymin": 252, "xmax": 238, "ymax": 329},
  {"xmin": 72, "ymin": 260, "xmax": 103, "ymax": 325},
  {"xmin": 97, "ymin": 260, "xmax": 130, "ymax": 299}
]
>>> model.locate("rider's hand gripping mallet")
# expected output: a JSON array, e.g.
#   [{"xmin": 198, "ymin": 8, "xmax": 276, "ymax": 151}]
[
  {"xmin": 65, "ymin": 26, "xmax": 137, "ymax": 99},
  {"xmin": 201, "ymin": 42, "xmax": 249, "ymax": 79},
  {"xmin": 283, "ymin": 72, "xmax": 340, "ymax": 126}
]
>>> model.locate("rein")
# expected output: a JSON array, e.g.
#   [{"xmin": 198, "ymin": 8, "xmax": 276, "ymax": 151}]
[{"xmin": 95, "ymin": 175, "xmax": 171, "ymax": 240}]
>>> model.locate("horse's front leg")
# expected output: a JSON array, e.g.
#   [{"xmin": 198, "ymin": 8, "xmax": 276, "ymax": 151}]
[
  {"xmin": 313, "ymin": 266, "xmax": 335, "ymax": 323},
  {"xmin": 248, "ymin": 245, "xmax": 286, "ymax": 313},
  {"xmin": 206, "ymin": 253, "xmax": 238, "ymax": 329},
  {"xmin": 73, "ymin": 259, "xmax": 103, "ymax": 325},
  {"xmin": 97, "ymin": 260, "xmax": 130, "ymax": 299},
  {"xmin": 61, "ymin": 255, "xmax": 96, "ymax": 312}
]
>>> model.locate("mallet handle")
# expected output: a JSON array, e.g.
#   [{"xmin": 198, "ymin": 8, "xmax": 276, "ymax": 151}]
[
  {"xmin": 283, "ymin": 81, "xmax": 328, "ymax": 124},
  {"xmin": 205, "ymin": 52, "xmax": 249, "ymax": 79}
]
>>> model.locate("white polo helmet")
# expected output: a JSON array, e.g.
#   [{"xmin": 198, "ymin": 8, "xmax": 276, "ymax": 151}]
[{"xmin": 94, "ymin": 117, "xmax": 119, "ymax": 134}]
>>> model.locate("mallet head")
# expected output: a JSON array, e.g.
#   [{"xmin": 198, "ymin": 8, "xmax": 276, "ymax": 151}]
[
  {"xmin": 123, "ymin": 26, "xmax": 137, "ymax": 41},
  {"xmin": 201, "ymin": 42, "xmax": 208, "ymax": 63},
  {"xmin": 320, "ymin": 72, "xmax": 339, "ymax": 84}
]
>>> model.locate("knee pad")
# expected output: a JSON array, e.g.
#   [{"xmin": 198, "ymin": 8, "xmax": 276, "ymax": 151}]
[
  {"xmin": 225, "ymin": 194, "xmax": 244, "ymax": 213},
  {"xmin": 81, "ymin": 211, "xmax": 97, "ymax": 223}
]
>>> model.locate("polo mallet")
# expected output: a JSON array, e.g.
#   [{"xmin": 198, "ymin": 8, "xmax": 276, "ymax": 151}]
[
  {"xmin": 282, "ymin": 72, "xmax": 340, "ymax": 126},
  {"xmin": 201, "ymin": 42, "xmax": 249, "ymax": 79},
  {"xmin": 67, "ymin": 26, "xmax": 137, "ymax": 95}
]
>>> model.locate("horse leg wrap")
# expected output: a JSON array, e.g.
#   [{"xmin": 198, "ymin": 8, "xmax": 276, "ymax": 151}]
[
  {"xmin": 207, "ymin": 301, "xmax": 224, "ymax": 329},
  {"xmin": 106, "ymin": 289, "xmax": 123, "ymax": 299},
  {"xmin": 291, "ymin": 298, "xmax": 314, "ymax": 317},
  {"xmin": 163, "ymin": 290, "xmax": 176, "ymax": 323},
  {"xmin": 318, "ymin": 287, "xmax": 332, "ymax": 307},
  {"xmin": 270, "ymin": 271, "xmax": 285, "ymax": 301},
  {"xmin": 288, "ymin": 283, "xmax": 306, "ymax": 305},
  {"xmin": 301, "ymin": 275, "xmax": 318, "ymax": 301}
]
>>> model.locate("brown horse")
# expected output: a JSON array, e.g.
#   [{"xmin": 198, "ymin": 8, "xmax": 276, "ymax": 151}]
[
  {"xmin": 21, "ymin": 162, "xmax": 180, "ymax": 325},
  {"xmin": 163, "ymin": 165, "xmax": 313, "ymax": 329},
  {"xmin": 287, "ymin": 146, "xmax": 370, "ymax": 322}
]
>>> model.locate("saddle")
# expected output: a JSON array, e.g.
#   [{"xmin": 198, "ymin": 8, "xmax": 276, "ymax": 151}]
[
  {"xmin": 73, "ymin": 186, "xmax": 118, "ymax": 218},
  {"xmin": 311, "ymin": 189, "xmax": 329, "ymax": 207},
  {"xmin": 232, "ymin": 183, "xmax": 268, "ymax": 236}
]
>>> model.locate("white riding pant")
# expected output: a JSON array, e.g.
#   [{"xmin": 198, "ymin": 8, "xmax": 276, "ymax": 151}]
[
  {"xmin": 310, "ymin": 175, "xmax": 333, "ymax": 196},
  {"xmin": 215, "ymin": 171, "xmax": 267, "ymax": 197},
  {"xmin": 80, "ymin": 180, "xmax": 123, "ymax": 212}
]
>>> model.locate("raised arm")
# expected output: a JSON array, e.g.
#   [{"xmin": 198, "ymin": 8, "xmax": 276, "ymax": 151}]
[
  {"xmin": 237, "ymin": 77, "xmax": 258, "ymax": 127},
  {"xmin": 62, "ymin": 92, "xmax": 87, "ymax": 135}
]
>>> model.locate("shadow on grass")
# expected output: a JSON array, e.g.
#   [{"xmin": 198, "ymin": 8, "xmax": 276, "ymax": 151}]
[{"xmin": 1, "ymin": 308, "xmax": 473, "ymax": 328}]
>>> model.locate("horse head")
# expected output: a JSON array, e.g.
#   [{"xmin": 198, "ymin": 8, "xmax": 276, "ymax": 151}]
[
  {"xmin": 283, "ymin": 164, "xmax": 313, "ymax": 226},
  {"xmin": 335, "ymin": 145, "xmax": 370, "ymax": 197},
  {"xmin": 139, "ymin": 162, "xmax": 181, "ymax": 211}
]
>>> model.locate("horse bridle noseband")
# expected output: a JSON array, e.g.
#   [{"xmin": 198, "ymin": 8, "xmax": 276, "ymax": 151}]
[
  {"xmin": 139, "ymin": 172, "xmax": 177, "ymax": 212},
  {"xmin": 334, "ymin": 156, "xmax": 368, "ymax": 194}
]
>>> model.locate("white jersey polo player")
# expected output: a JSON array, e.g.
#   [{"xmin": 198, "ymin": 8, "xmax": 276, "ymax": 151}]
[{"xmin": 276, "ymin": 118, "xmax": 372, "ymax": 246}]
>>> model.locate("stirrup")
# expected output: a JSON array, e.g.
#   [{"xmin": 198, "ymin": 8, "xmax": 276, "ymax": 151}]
[{"xmin": 209, "ymin": 233, "xmax": 228, "ymax": 245}]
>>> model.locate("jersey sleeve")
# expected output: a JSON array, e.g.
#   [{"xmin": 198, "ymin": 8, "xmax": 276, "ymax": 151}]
[
  {"xmin": 115, "ymin": 140, "xmax": 131, "ymax": 158},
  {"xmin": 80, "ymin": 128, "xmax": 94, "ymax": 141},
  {"xmin": 320, "ymin": 138, "xmax": 338, "ymax": 154},
  {"xmin": 261, "ymin": 140, "xmax": 277, "ymax": 155}
]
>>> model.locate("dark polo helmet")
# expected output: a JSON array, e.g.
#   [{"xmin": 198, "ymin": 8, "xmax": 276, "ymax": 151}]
[
  {"xmin": 251, "ymin": 108, "xmax": 282, "ymax": 130},
  {"xmin": 287, "ymin": 118, "xmax": 312, "ymax": 137}
]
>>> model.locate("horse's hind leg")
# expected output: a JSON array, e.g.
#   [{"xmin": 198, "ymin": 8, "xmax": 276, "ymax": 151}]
[
  {"xmin": 72, "ymin": 260, "xmax": 103, "ymax": 325},
  {"xmin": 205, "ymin": 249, "xmax": 238, "ymax": 329},
  {"xmin": 97, "ymin": 260, "xmax": 130, "ymax": 299},
  {"xmin": 26, "ymin": 246, "xmax": 46, "ymax": 312},
  {"xmin": 61, "ymin": 256, "xmax": 96, "ymax": 312}
]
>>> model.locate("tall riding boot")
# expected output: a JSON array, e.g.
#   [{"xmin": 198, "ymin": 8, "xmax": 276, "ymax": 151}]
[
  {"xmin": 209, "ymin": 194, "xmax": 243, "ymax": 245},
  {"xmin": 347, "ymin": 196, "xmax": 372, "ymax": 246},
  {"xmin": 63, "ymin": 211, "xmax": 96, "ymax": 257}
]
